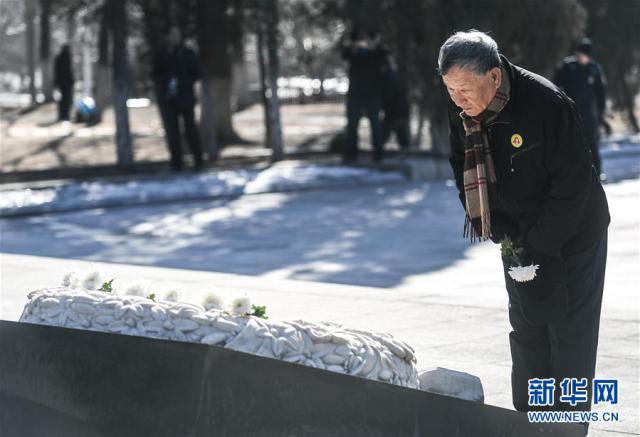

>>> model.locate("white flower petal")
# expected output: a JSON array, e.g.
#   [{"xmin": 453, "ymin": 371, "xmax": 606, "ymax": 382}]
[
  {"xmin": 62, "ymin": 271, "xmax": 79, "ymax": 288},
  {"xmin": 82, "ymin": 270, "xmax": 103, "ymax": 290},
  {"xmin": 164, "ymin": 289, "xmax": 181, "ymax": 302},
  {"xmin": 124, "ymin": 282, "xmax": 149, "ymax": 297},
  {"xmin": 508, "ymin": 264, "xmax": 540, "ymax": 283},
  {"xmin": 230, "ymin": 295, "xmax": 252, "ymax": 315},
  {"xmin": 202, "ymin": 292, "xmax": 225, "ymax": 311}
]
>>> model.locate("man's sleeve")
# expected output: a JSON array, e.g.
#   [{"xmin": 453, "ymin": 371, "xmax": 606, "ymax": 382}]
[{"xmin": 525, "ymin": 99, "xmax": 593, "ymax": 257}]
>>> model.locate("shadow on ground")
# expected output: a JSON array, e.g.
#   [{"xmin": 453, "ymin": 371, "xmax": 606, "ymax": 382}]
[{"xmin": 0, "ymin": 181, "xmax": 470, "ymax": 288}]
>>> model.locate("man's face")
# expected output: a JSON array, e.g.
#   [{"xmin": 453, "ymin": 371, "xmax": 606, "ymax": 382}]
[
  {"xmin": 442, "ymin": 66, "xmax": 501, "ymax": 117},
  {"xmin": 576, "ymin": 53, "xmax": 590, "ymax": 66}
]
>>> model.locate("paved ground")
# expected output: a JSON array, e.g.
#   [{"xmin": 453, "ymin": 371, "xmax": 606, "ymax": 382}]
[{"xmin": 1, "ymin": 171, "xmax": 638, "ymax": 435}]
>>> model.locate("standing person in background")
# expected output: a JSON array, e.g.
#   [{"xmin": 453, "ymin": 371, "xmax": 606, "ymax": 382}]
[
  {"xmin": 554, "ymin": 38, "xmax": 607, "ymax": 179},
  {"xmin": 381, "ymin": 56, "xmax": 411, "ymax": 155},
  {"xmin": 341, "ymin": 29, "xmax": 386, "ymax": 163},
  {"xmin": 54, "ymin": 44, "xmax": 74, "ymax": 122},
  {"xmin": 152, "ymin": 26, "xmax": 204, "ymax": 171}
]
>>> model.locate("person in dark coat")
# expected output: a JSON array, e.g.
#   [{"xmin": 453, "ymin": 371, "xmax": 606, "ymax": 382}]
[
  {"xmin": 152, "ymin": 26, "xmax": 204, "ymax": 171},
  {"xmin": 54, "ymin": 44, "xmax": 74, "ymax": 122},
  {"xmin": 341, "ymin": 29, "xmax": 386, "ymax": 163},
  {"xmin": 381, "ymin": 56, "xmax": 410, "ymax": 152},
  {"xmin": 554, "ymin": 38, "xmax": 607, "ymax": 177},
  {"xmin": 439, "ymin": 31, "xmax": 609, "ymax": 431}
]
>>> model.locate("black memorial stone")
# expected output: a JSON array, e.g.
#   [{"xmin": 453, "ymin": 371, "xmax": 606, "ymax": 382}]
[{"xmin": 0, "ymin": 320, "xmax": 584, "ymax": 437}]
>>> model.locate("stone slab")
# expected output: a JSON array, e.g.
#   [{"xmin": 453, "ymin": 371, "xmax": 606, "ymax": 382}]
[{"xmin": 0, "ymin": 320, "xmax": 583, "ymax": 437}]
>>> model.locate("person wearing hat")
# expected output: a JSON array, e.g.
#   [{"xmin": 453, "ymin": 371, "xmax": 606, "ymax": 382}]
[
  {"xmin": 554, "ymin": 38, "xmax": 607, "ymax": 179},
  {"xmin": 438, "ymin": 30, "xmax": 609, "ymax": 425}
]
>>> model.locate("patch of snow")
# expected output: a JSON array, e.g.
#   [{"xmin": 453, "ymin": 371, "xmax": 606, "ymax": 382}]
[{"xmin": 0, "ymin": 162, "xmax": 405, "ymax": 217}]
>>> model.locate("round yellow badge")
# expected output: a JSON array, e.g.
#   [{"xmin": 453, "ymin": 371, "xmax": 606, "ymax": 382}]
[{"xmin": 511, "ymin": 134, "xmax": 523, "ymax": 148}]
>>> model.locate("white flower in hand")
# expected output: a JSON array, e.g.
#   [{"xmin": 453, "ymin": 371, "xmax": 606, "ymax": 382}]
[
  {"xmin": 230, "ymin": 295, "xmax": 252, "ymax": 315},
  {"xmin": 508, "ymin": 264, "xmax": 539, "ymax": 283},
  {"xmin": 202, "ymin": 292, "xmax": 225, "ymax": 311}
]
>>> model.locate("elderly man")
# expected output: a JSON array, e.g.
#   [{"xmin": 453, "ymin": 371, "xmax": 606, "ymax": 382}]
[{"xmin": 439, "ymin": 30, "xmax": 610, "ymax": 419}]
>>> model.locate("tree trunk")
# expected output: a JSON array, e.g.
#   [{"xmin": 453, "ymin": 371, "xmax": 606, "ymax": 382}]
[
  {"xmin": 199, "ymin": 78, "xmax": 220, "ymax": 161},
  {"xmin": 94, "ymin": 2, "xmax": 112, "ymax": 123},
  {"xmin": 429, "ymin": 113, "xmax": 450, "ymax": 158},
  {"xmin": 66, "ymin": 8, "xmax": 77, "ymax": 45},
  {"xmin": 196, "ymin": 0, "xmax": 243, "ymax": 145},
  {"xmin": 229, "ymin": 0, "xmax": 251, "ymax": 111},
  {"xmin": 413, "ymin": 102, "xmax": 425, "ymax": 149},
  {"xmin": 393, "ymin": 0, "xmax": 411, "ymax": 85},
  {"xmin": 25, "ymin": 0, "xmax": 37, "ymax": 103},
  {"xmin": 39, "ymin": 0, "xmax": 53, "ymax": 102},
  {"xmin": 265, "ymin": 0, "xmax": 283, "ymax": 161},
  {"xmin": 196, "ymin": 0, "xmax": 221, "ymax": 161},
  {"xmin": 110, "ymin": 0, "xmax": 133, "ymax": 168},
  {"xmin": 256, "ymin": 23, "xmax": 272, "ymax": 148},
  {"xmin": 79, "ymin": 12, "xmax": 93, "ymax": 98}
]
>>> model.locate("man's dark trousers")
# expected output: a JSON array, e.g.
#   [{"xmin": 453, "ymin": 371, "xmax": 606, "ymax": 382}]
[
  {"xmin": 382, "ymin": 117, "xmax": 410, "ymax": 150},
  {"xmin": 504, "ymin": 231, "xmax": 607, "ymax": 413},
  {"xmin": 160, "ymin": 99, "xmax": 203, "ymax": 170},
  {"xmin": 345, "ymin": 94, "xmax": 383, "ymax": 162}
]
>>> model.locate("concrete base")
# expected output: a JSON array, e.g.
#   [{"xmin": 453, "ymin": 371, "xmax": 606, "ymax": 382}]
[{"xmin": 0, "ymin": 321, "xmax": 583, "ymax": 437}]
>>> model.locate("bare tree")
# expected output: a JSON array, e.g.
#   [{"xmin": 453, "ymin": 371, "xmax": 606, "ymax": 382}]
[
  {"xmin": 94, "ymin": 0, "xmax": 111, "ymax": 123},
  {"xmin": 196, "ymin": 0, "xmax": 221, "ymax": 161},
  {"xmin": 110, "ymin": 0, "xmax": 133, "ymax": 167},
  {"xmin": 264, "ymin": 0, "xmax": 283, "ymax": 161},
  {"xmin": 39, "ymin": 0, "xmax": 54, "ymax": 102},
  {"xmin": 196, "ymin": 0, "xmax": 244, "ymax": 145},
  {"xmin": 255, "ymin": 18, "xmax": 272, "ymax": 149},
  {"xmin": 24, "ymin": 0, "xmax": 37, "ymax": 103}
]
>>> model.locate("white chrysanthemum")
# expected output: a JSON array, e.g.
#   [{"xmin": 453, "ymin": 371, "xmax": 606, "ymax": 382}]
[
  {"xmin": 202, "ymin": 292, "xmax": 225, "ymax": 311},
  {"xmin": 230, "ymin": 295, "xmax": 252, "ymax": 315},
  {"xmin": 164, "ymin": 288, "xmax": 182, "ymax": 302},
  {"xmin": 62, "ymin": 271, "xmax": 79, "ymax": 288},
  {"xmin": 124, "ymin": 282, "xmax": 150, "ymax": 297},
  {"xmin": 82, "ymin": 269, "xmax": 103, "ymax": 290},
  {"xmin": 508, "ymin": 264, "xmax": 540, "ymax": 283}
]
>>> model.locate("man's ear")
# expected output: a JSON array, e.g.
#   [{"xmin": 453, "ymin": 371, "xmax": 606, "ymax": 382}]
[{"xmin": 490, "ymin": 67, "xmax": 502, "ymax": 88}]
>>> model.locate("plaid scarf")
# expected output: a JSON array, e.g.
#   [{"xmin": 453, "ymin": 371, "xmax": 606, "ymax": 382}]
[{"xmin": 460, "ymin": 66, "xmax": 510, "ymax": 241}]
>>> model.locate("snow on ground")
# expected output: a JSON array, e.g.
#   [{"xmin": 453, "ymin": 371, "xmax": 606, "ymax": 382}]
[
  {"xmin": 0, "ymin": 135, "xmax": 637, "ymax": 305},
  {"xmin": 0, "ymin": 147, "xmax": 637, "ymax": 295},
  {"xmin": 0, "ymin": 161, "xmax": 405, "ymax": 217}
]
